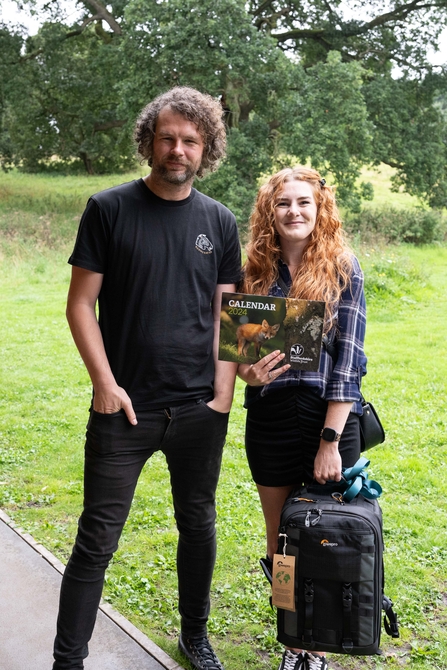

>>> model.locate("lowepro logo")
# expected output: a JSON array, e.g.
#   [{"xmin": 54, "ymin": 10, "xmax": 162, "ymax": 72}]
[{"xmin": 321, "ymin": 539, "xmax": 339, "ymax": 547}]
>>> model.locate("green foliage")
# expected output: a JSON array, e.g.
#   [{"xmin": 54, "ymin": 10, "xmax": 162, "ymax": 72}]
[
  {"xmin": 2, "ymin": 0, "xmax": 447, "ymax": 215},
  {"xmin": 359, "ymin": 250, "xmax": 431, "ymax": 308},
  {"xmin": 282, "ymin": 51, "xmax": 374, "ymax": 211},
  {"xmin": 363, "ymin": 73, "xmax": 447, "ymax": 209},
  {"xmin": 120, "ymin": 0, "xmax": 290, "ymax": 225},
  {"xmin": 197, "ymin": 125, "xmax": 273, "ymax": 232},
  {"xmin": 122, "ymin": 0, "xmax": 285, "ymax": 107},
  {"xmin": 253, "ymin": 0, "xmax": 447, "ymax": 73},
  {"xmin": 344, "ymin": 206, "xmax": 447, "ymax": 245},
  {"xmin": 3, "ymin": 20, "xmax": 135, "ymax": 174},
  {"xmin": 0, "ymin": 26, "xmax": 23, "ymax": 170}
]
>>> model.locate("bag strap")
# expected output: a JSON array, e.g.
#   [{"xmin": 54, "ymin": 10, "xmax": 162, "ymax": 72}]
[
  {"xmin": 342, "ymin": 583, "xmax": 354, "ymax": 653},
  {"xmin": 275, "ymin": 274, "xmax": 290, "ymax": 297},
  {"xmin": 341, "ymin": 457, "xmax": 382, "ymax": 501},
  {"xmin": 382, "ymin": 594, "xmax": 400, "ymax": 638},
  {"xmin": 302, "ymin": 578, "xmax": 314, "ymax": 646}
]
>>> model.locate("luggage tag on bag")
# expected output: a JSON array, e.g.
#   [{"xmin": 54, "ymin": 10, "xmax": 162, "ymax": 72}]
[{"xmin": 272, "ymin": 541, "xmax": 296, "ymax": 612}]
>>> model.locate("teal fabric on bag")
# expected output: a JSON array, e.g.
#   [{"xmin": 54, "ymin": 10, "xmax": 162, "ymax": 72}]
[{"xmin": 341, "ymin": 457, "xmax": 382, "ymax": 501}]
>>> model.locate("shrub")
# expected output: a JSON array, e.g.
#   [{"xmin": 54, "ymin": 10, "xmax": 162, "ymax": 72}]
[{"xmin": 344, "ymin": 206, "xmax": 447, "ymax": 245}]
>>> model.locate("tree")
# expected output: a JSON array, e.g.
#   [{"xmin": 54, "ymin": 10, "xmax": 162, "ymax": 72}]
[
  {"xmin": 111, "ymin": 0, "xmax": 380, "ymax": 214},
  {"xmin": 119, "ymin": 0, "xmax": 297, "ymax": 224},
  {"xmin": 364, "ymin": 71, "xmax": 447, "ymax": 208},
  {"xmin": 2, "ymin": 17, "xmax": 135, "ymax": 173},
  {"xmin": 2, "ymin": 0, "xmax": 447, "ymax": 215},
  {"xmin": 250, "ymin": 0, "xmax": 447, "ymax": 72},
  {"xmin": 279, "ymin": 51, "xmax": 374, "ymax": 210},
  {"xmin": 0, "ymin": 24, "xmax": 25, "ymax": 169}
]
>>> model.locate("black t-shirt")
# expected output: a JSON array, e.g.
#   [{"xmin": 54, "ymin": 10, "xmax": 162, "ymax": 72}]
[{"xmin": 69, "ymin": 179, "xmax": 241, "ymax": 410}]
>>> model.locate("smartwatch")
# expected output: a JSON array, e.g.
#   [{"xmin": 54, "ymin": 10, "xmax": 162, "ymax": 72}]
[{"xmin": 320, "ymin": 427, "xmax": 342, "ymax": 442}]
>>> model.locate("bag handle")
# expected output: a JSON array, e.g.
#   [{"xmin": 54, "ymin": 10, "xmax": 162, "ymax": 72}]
[{"xmin": 341, "ymin": 457, "xmax": 382, "ymax": 501}]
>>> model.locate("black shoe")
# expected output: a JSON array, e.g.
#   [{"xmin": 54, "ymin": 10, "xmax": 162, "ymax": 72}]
[
  {"xmin": 178, "ymin": 633, "xmax": 225, "ymax": 670},
  {"xmin": 304, "ymin": 652, "xmax": 328, "ymax": 670},
  {"xmin": 278, "ymin": 649, "xmax": 306, "ymax": 670}
]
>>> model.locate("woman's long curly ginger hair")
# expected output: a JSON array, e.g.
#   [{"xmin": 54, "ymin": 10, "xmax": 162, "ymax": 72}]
[{"xmin": 241, "ymin": 166, "xmax": 353, "ymax": 331}]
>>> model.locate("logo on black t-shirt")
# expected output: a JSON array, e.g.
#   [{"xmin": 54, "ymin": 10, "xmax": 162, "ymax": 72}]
[{"xmin": 195, "ymin": 234, "xmax": 214, "ymax": 254}]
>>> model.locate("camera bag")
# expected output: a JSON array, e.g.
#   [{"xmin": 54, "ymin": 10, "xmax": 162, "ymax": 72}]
[{"xmin": 275, "ymin": 461, "xmax": 399, "ymax": 655}]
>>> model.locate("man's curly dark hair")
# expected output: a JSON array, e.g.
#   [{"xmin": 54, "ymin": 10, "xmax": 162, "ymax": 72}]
[{"xmin": 134, "ymin": 87, "xmax": 227, "ymax": 178}]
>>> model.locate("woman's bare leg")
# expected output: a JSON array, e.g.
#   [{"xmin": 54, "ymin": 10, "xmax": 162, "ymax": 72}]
[
  {"xmin": 256, "ymin": 483, "xmax": 294, "ymax": 562},
  {"xmin": 256, "ymin": 483, "xmax": 326, "ymax": 661}
]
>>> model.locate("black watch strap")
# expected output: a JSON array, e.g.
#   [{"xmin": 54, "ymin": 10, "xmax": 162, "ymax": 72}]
[{"xmin": 320, "ymin": 427, "xmax": 342, "ymax": 442}]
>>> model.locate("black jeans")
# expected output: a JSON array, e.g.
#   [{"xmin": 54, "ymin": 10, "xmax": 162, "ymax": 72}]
[{"xmin": 53, "ymin": 399, "xmax": 229, "ymax": 670}]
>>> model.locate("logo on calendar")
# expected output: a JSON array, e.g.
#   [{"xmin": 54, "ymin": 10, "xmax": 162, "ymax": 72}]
[
  {"xmin": 290, "ymin": 343, "xmax": 313, "ymax": 365},
  {"xmin": 290, "ymin": 344, "xmax": 304, "ymax": 357}
]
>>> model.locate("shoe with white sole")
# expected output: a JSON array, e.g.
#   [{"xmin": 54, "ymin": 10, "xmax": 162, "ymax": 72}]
[
  {"xmin": 277, "ymin": 649, "xmax": 306, "ymax": 670},
  {"xmin": 305, "ymin": 652, "xmax": 328, "ymax": 670}
]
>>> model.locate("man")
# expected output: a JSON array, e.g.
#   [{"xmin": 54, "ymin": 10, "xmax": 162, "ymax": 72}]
[{"xmin": 53, "ymin": 86, "xmax": 241, "ymax": 670}]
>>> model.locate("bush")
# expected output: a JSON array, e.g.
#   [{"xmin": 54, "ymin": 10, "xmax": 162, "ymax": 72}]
[{"xmin": 344, "ymin": 206, "xmax": 447, "ymax": 245}]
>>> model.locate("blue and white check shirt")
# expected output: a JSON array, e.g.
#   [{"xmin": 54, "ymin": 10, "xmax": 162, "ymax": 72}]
[{"xmin": 258, "ymin": 257, "xmax": 367, "ymax": 414}]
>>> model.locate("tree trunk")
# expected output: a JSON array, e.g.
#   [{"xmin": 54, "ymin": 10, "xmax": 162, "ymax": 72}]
[{"xmin": 80, "ymin": 151, "xmax": 94, "ymax": 174}]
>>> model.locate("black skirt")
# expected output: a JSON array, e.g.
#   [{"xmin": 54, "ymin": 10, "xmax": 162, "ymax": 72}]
[{"xmin": 245, "ymin": 386, "xmax": 360, "ymax": 487}]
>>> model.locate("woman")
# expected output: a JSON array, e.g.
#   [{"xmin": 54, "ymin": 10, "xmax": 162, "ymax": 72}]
[{"xmin": 238, "ymin": 167, "xmax": 367, "ymax": 670}]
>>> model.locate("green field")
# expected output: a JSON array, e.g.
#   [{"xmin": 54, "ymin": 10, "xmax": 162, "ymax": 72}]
[
  {"xmin": 359, "ymin": 164, "xmax": 421, "ymax": 209},
  {"xmin": 1, "ymin": 170, "xmax": 446, "ymax": 669}
]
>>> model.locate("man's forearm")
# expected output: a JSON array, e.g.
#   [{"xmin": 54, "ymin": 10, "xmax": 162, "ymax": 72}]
[
  {"xmin": 208, "ymin": 282, "xmax": 238, "ymax": 413},
  {"xmin": 66, "ymin": 301, "xmax": 116, "ymax": 390},
  {"xmin": 67, "ymin": 301, "xmax": 137, "ymax": 422},
  {"xmin": 212, "ymin": 358, "xmax": 238, "ymax": 412},
  {"xmin": 209, "ymin": 310, "xmax": 237, "ymax": 412}
]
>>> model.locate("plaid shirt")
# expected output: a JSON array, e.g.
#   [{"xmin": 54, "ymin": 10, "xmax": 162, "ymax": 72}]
[{"xmin": 257, "ymin": 257, "xmax": 367, "ymax": 414}]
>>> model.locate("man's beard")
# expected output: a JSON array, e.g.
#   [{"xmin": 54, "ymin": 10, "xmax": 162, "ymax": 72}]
[{"xmin": 152, "ymin": 161, "xmax": 199, "ymax": 185}]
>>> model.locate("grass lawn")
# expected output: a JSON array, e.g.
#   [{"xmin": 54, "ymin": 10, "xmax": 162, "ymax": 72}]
[
  {"xmin": 0, "ymin": 169, "xmax": 446, "ymax": 669},
  {"xmin": 359, "ymin": 164, "xmax": 421, "ymax": 209}
]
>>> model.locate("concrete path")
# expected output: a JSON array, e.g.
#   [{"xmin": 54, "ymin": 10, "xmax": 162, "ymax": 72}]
[{"xmin": 0, "ymin": 509, "xmax": 185, "ymax": 670}]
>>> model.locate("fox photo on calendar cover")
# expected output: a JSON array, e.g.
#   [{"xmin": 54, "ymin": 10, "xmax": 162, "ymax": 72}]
[{"xmin": 218, "ymin": 292, "xmax": 325, "ymax": 371}]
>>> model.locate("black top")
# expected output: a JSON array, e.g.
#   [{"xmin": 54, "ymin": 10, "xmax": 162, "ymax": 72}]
[{"xmin": 69, "ymin": 178, "xmax": 241, "ymax": 409}]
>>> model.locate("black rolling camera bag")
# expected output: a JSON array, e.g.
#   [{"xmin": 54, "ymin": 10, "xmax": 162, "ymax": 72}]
[{"xmin": 275, "ymin": 478, "xmax": 398, "ymax": 655}]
